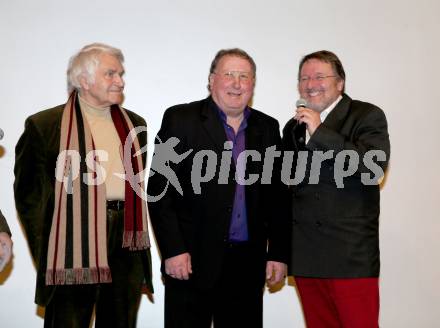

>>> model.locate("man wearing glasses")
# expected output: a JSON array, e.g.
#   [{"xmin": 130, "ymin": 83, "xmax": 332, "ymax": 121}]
[
  {"xmin": 283, "ymin": 50, "xmax": 390, "ymax": 327},
  {"xmin": 148, "ymin": 48, "xmax": 290, "ymax": 328}
]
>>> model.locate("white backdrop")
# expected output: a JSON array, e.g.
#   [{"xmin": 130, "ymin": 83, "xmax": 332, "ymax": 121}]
[{"xmin": 1, "ymin": 0, "xmax": 439, "ymax": 327}]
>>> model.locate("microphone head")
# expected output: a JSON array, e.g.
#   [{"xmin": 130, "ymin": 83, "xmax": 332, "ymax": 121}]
[
  {"xmin": 296, "ymin": 98, "xmax": 308, "ymax": 108},
  {"xmin": 0, "ymin": 128, "xmax": 3, "ymax": 140}
]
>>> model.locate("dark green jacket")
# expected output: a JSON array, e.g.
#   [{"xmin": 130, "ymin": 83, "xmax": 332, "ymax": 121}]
[{"xmin": 14, "ymin": 103, "xmax": 153, "ymax": 306}]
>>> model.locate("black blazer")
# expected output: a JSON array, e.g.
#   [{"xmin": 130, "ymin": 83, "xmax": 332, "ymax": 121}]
[
  {"xmin": 282, "ymin": 94, "xmax": 390, "ymax": 278},
  {"xmin": 148, "ymin": 97, "xmax": 290, "ymax": 289},
  {"xmin": 14, "ymin": 103, "xmax": 152, "ymax": 306}
]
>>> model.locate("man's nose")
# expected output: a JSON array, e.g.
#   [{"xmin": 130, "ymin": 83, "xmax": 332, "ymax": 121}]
[
  {"xmin": 232, "ymin": 75, "xmax": 242, "ymax": 88},
  {"xmin": 114, "ymin": 74, "xmax": 124, "ymax": 87},
  {"xmin": 305, "ymin": 78, "xmax": 320, "ymax": 89}
]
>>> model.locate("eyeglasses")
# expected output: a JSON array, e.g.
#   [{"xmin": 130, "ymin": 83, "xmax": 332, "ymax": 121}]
[
  {"xmin": 213, "ymin": 71, "xmax": 254, "ymax": 82},
  {"xmin": 298, "ymin": 75, "xmax": 336, "ymax": 83}
]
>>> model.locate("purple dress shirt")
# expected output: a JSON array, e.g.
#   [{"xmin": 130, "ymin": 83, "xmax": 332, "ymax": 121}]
[{"xmin": 214, "ymin": 101, "xmax": 251, "ymax": 242}]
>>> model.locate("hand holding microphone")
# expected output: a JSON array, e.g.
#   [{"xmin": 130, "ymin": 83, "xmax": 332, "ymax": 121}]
[
  {"xmin": 294, "ymin": 98, "xmax": 308, "ymax": 125},
  {"xmin": 294, "ymin": 99, "xmax": 321, "ymax": 136}
]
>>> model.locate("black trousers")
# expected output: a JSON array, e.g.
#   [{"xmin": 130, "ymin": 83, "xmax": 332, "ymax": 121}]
[
  {"xmin": 164, "ymin": 243, "xmax": 265, "ymax": 328},
  {"xmin": 44, "ymin": 207, "xmax": 145, "ymax": 328}
]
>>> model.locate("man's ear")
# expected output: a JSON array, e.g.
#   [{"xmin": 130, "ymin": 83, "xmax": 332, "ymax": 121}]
[
  {"xmin": 79, "ymin": 76, "xmax": 90, "ymax": 91},
  {"xmin": 208, "ymin": 73, "xmax": 214, "ymax": 89},
  {"xmin": 337, "ymin": 79, "xmax": 344, "ymax": 92}
]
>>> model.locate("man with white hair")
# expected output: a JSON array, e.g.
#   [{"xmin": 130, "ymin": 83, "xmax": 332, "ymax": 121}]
[{"xmin": 14, "ymin": 43, "xmax": 152, "ymax": 327}]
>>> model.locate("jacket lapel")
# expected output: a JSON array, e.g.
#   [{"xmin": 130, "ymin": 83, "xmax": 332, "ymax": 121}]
[
  {"xmin": 200, "ymin": 98, "xmax": 228, "ymax": 152},
  {"xmin": 245, "ymin": 112, "xmax": 263, "ymax": 151},
  {"xmin": 321, "ymin": 93, "xmax": 352, "ymax": 132}
]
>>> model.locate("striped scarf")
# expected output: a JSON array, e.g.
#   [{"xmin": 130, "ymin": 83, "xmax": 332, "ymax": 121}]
[{"xmin": 46, "ymin": 92, "xmax": 150, "ymax": 285}]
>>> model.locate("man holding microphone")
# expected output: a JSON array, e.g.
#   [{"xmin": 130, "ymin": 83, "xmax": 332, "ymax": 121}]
[{"xmin": 283, "ymin": 50, "xmax": 390, "ymax": 327}]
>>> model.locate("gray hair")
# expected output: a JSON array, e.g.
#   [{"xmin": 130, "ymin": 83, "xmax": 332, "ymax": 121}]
[{"xmin": 67, "ymin": 43, "xmax": 124, "ymax": 93}]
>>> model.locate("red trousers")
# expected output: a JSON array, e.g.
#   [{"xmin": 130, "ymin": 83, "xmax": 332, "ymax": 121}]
[{"xmin": 295, "ymin": 277, "xmax": 379, "ymax": 328}]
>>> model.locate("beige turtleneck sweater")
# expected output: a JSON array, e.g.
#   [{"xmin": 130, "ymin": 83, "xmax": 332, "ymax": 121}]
[{"xmin": 79, "ymin": 96, "xmax": 125, "ymax": 200}]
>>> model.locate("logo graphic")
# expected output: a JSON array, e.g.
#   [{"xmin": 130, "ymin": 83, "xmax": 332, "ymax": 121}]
[
  {"xmin": 148, "ymin": 136, "xmax": 192, "ymax": 201},
  {"xmin": 54, "ymin": 127, "xmax": 387, "ymax": 202}
]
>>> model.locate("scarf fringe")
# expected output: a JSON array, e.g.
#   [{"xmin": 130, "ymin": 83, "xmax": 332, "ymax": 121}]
[
  {"xmin": 123, "ymin": 231, "xmax": 150, "ymax": 250},
  {"xmin": 46, "ymin": 267, "xmax": 112, "ymax": 285}
]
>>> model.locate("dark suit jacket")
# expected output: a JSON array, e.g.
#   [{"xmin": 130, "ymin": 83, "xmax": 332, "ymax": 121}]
[
  {"xmin": 282, "ymin": 94, "xmax": 390, "ymax": 278},
  {"xmin": 0, "ymin": 210, "xmax": 11, "ymax": 235},
  {"xmin": 14, "ymin": 103, "xmax": 152, "ymax": 306},
  {"xmin": 147, "ymin": 97, "xmax": 290, "ymax": 289}
]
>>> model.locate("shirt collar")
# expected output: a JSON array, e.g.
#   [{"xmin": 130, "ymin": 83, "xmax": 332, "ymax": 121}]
[
  {"xmin": 210, "ymin": 98, "xmax": 251, "ymax": 125},
  {"xmin": 320, "ymin": 95, "xmax": 342, "ymax": 122},
  {"xmin": 78, "ymin": 95, "xmax": 111, "ymax": 118}
]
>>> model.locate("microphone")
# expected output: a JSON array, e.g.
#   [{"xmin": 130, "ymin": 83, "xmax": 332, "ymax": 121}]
[
  {"xmin": 294, "ymin": 99, "xmax": 307, "ymax": 144},
  {"xmin": 296, "ymin": 98, "xmax": 307, "ymax": 109},
  {"xmin": 0, "ymin": 128, "xmax": 4, "ymax": 140},
  {"xmin": 295, "ymin": 98, "xmax": 308, "ymax": 126}
]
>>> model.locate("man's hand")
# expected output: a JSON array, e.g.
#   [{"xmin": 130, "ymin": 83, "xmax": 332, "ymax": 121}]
[
  {"xmin": 165, "ymin": 252, "xmax": 192, "ymax": 280},
  {"xmin": 295, "ymin": 107, "xmax": 321, "ymax": 136},
  {"xmin": 266, "ymin": 261, "xmax": 287, "ymax": 286},
  {"xmin": 0, "ymin": 232, "xmax": 12, "ymax": 272}
]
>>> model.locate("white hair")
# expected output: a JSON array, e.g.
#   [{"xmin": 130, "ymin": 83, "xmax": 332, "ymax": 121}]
[{"xmin": 66, "ymin": 42, "xmax": 124, "ymax": 93}]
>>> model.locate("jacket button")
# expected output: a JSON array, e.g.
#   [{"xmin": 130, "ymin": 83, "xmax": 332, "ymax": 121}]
[
  {"xmin": 315, "ymin": 220, "xmax": 322, "ymax": 227},
  {"xmin": 227, "ymin": 206, "xmax": 233, "ymax": 213},
  {"xmin": 293, "ymin": 219, "xmax": 298, "ymax": 225}
]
